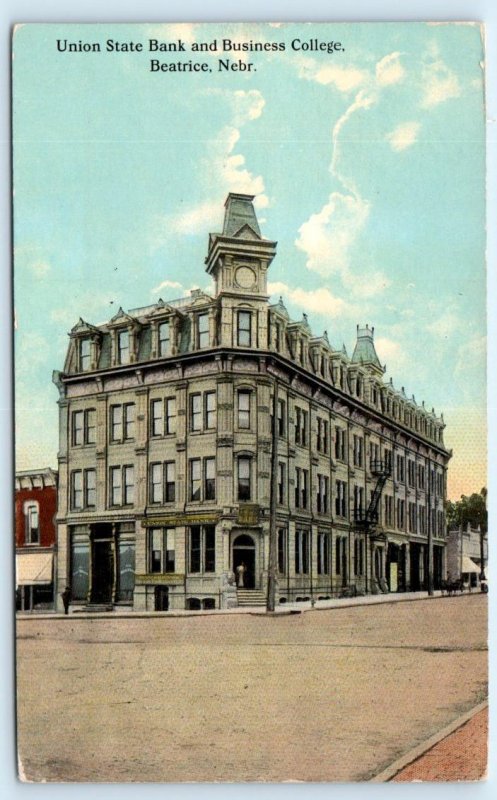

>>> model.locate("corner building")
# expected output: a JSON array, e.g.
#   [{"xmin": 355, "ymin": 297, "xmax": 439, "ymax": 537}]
[{"xmin": 54, "ymin": 194, "xmax": 451, "ymax": 611}]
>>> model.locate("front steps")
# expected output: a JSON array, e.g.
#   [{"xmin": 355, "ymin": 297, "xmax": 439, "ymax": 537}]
[{"xmin": 236, "ymin": 589, "xmax": 267, "ymax": 607}]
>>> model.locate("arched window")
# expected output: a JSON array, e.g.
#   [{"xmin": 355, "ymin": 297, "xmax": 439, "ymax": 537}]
[{"xmin": 24, "ymin": 502, "xmax": 40, "ymax": 544}]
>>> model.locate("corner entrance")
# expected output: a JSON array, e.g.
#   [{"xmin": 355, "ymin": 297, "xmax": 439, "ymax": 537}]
[{"xmin": 232, "ymin": 533, "xmax": 256, "ymax": 589}]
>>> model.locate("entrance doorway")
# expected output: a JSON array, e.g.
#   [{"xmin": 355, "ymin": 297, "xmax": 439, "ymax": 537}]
[
  {"xmin": 91, "ymin": 524, "xmax": 114, "ymax": 603},
  {"xmin": 232, "ymin": 533, "xmax": 256, "ymax": 589},
  {"xmin": 155, "ymin": 586, "xmax": 169, "ymax": 611}
]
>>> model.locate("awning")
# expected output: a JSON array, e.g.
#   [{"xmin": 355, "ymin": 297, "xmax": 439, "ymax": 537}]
[
  {"xmin": 16, "ymin": 552, "xmax": 53, "ymax": 585},
  {"xmin": 461, "ymin": 555, "xmax": 480, "ymax": 574}
]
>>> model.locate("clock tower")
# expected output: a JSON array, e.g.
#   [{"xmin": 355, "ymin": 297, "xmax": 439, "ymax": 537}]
[{"xmin": 205, "ymin": 193, "xmax": 277, "ymax": 350}]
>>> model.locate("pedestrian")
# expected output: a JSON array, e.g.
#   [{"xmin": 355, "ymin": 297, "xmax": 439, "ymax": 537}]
[
  {"xmin": 61, "ymin": 586, "xmax": 71, "ymax": 615},
  {"xmin": 236, "ymin": 562, "xmax": 246, "ymax": 588}
]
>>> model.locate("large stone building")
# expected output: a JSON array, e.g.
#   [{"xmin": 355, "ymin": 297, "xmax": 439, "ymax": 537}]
[{"xmin": 53, "ymin": 193, "xmax": 451, "ymax": 611}]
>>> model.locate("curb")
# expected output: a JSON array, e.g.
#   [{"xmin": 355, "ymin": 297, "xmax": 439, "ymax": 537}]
[{"xmin": 369, "ymin": 700, "xmax": 488, "ymax": 782}]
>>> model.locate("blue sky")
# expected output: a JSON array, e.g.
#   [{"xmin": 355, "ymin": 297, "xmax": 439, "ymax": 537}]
[{"xmin": 13, "ymin": 21, "xmax": 486, "ymax": 498}]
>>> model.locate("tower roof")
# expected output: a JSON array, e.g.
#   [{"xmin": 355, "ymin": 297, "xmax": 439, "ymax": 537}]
[
  {"xmin": 222, "ymin": 193, "xmax": 261, "ymax": 239},
  {"xmin": 351, "ymin": 325, "xmax": 383, "ymax": 372}
]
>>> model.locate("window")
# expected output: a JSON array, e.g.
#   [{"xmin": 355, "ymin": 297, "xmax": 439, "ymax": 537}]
[
  {"xmin": 237, "ymin": 310, "xmax": 251, "ymax": 347},
  {"xmin": 24, "ymin": 503, "xmax": 39, "ymax": 544},
  {"xmin": 190, "ymin": 459, "xmax": 201, "ymax": 501},
  {"xmin": 335, "ymin": 427, "xmax": 346, "ymax": 461},
  {"xmin": 277, "ymin": 528, "xmax": 287, "ymax": 574},
  {"xmin": 396, "ymin": 455, "xmax": 405, "ymax": 483},
  {"xmin": 317, "ymin": 532, "xmax": 331, "ymax": 574},
  {"xmin": 335, "ymin": 480, "xmax": 347, "ymax": 517},
  {"xmin": 79, "ymin": 338, "xmax": 91, "ymax": 371},
  {"xmin": 190, "ymin": 394, "xmax": 202, "ymax": 431},
  {"xmin": 317, "ymin": 418, "xmax": 328, "ymax": 454},
  {"xmin": 205, "ymin": 392, "xmax": 216, "ymax": 430},
  {"xmin": 118, "ymin": 329, "xmax": 130, "ymax": 364},
  {"xmin": 110, "ymin": 466, "xmax": 134, "ymax": 506},
  {"xmin": 123, "ymin": 466, "xmax": 134, "ymax": 505},
  {"xmin": 317, "ymin": 474, "xmax": 329, "ymax": 514},
  {"xmin": 150, "ymin": 397, "xmax": 176, "ymax": 436},
  {"xmin": 197, "ymin": 313, "xmax": 209, "ymax": 348},
  {"xmin": 295, "ymin": 407, "xmax": 308, "ymax": 446},
  {"xmin": 110, "ymin": 403, "xmax": 135, "ymax": 442},
  {"xmin": 295, "ymin": 467, "xmax": 308, "ymax": 509},
  {"xmin": 408, "ymin": 502, "xmax": 417, "ymax": 533},
  {"xmin": 71, "ymin": 409, "xmax": 96, "ymax": 446},
  {"xmin": 396, "ymin": 498, "xmax": 405, "ymax": 529},
  {"xmin": 158, "ymin": 321, "xmax": 170, "ymax": 356},
  {"xmin": 123, "ymin": 404, "xmax": 135, "ymax": 440},
  {"xmin": 277, "ymin": 462, "xmax": 285, "ymax": 504},
  {"xmin": 354, "ymin": 537, "xmax": 364, "ymax": 576},
  {"xmin": 418, "ymin": 464, "xmax": 425, "ymax": 490},
  {"xmin": 274, "ymin": 321, "xmax": 282, "ymax": 353},
  {"xmin": 295, "ymin": 529, "xmax": 310, "ymax": 574},
  {"xmin": 370, "ymin": 442, "xmax": 380, "ymax": 468},
  {"xmin": 237, "ymin": 391, "xmax": 251, "ymax": 429},
  {"xmin": 335, "ymin": 537, "xmax": 345, "ymax": 575},
  {"xmin": 384, "ymin": 495, "xmax": 393, "ymax": 526},
  {"xmin": 353, "ymin": 485, "xmax": 364, "ymax": 519},
  {"xmin": 204, "ymin": 458, "xmax": 216, "ymax": 501},
  {"xmin": 277, "ymin": 399, "xmax": 286, "ymax": 436},
  {"xmin": 419, "ymin": 505, "xmax": 426, "ymax": 534},
  {"xmin": 353, "ymin": 435, "xmax": 363, "ymax": 468},
  {"xmin": 189, "ymin": 525, "xmax": 216, "ymax": 573},
  {"xmin": 70, "ymin": 469, "xmax": 96, "ymax": 510},
  {"xmin": 237, "ymin": 456, "xmax": 251, "ymax": 501},
  {"xmin": 384, "ymin": 449, "xmax": 392, "ymax": 472},
  {"xmin": 149, "ymin": 527, "xmax": 175, "ymax": 573},
  {"xmin": 150, "ymin": 463, "xmax": 162, "ymax": 504},
  {"xmin": 408, "ymin": 460, "xmax": 416, "ymax": 488},
  {"xmin": 164, "ymin": 462, "xmax": 175, "ymax": 503},
  {"xmin": 188, "ymin": 458, "xmax": 215, "ymax": 502}
]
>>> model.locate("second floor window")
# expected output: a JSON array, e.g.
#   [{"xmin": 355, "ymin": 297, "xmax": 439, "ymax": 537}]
[
  {"xmin": 335, "ymin": 479, "xmax": 347, "ymax": 517},
  {"xmin": 277, "ymin": 462, "xmax": 285, "ymax": 504},
  {"xmin": 24, "ymin": 503, "xmax": 39, "ymax": 544},
  {"xmin": 71, "ymin": 408, "xmax": 96, "ymax": 446},
  {"xmin": 151, "ymin": 397, "xmax": 176, "ymax": 436},
  {"xmin": 237, "ymin": 310, "xmax": 251, "ymax": 347},
  {"xmin": 149, "ymin": 462, "xmax": 176, "ymax": 504},
  {"xmin": 237, "ymin": 456, "xmax": 251, "ymax": 501},
  {"xmin": 317, "ymin": 474, "xmax": 329, "ymax": 514},
  {"xmin": 295, "ymin": 467, "xmax": 308, "ymax": 509},
  {"xmin": 110, "ymin": 465, "xmax": 134, "ymax": 506},
  {"xmin": 238, "ymin": 391, "xmax": 251, "ymax": 429},
  {"xmin": 70, "ymin": 469, "xmax": 96, "ymax": 510}
]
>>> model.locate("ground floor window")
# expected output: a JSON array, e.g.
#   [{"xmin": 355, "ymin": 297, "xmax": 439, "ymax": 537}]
[
  {"xmin": 277, "ymin": 528, "xmax": 287, "ymax": 574},
  {"xmin": 317, "ymin": 532, "xmax": 331, "ymax": 574},
  {"xmin": 354, "ymin": 537, "xmax": 364, "ymax": 576},
  {"xmin": 149, "ymin": 527, "xmax": 175, "ymax": 574},
  {"xmin": 189, "ymin": 525, "xmax": 216, "ymax": 573},
  {"xmin": 295, "ymin": 529, "xmax": 310, "ymax": 574}
]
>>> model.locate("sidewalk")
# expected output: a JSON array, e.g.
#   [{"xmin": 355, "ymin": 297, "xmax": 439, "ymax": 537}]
[{"xmin": 17, "ymin": 588, "xmax": 483, "ymax": 620}]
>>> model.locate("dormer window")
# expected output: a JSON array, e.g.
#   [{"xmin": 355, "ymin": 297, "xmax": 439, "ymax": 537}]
[
  {"xmin": 158, "ymin": 321, "xmax": 170, "ymax": 356},
  {"xmin": 197, "ymin": 313, "xmax": 209, "ymax": 348},
  {"xmin": 79, "ymin": 338, "xmax": 91, "ymax": 371},
  {"xmin": 118, "ymin": 330, "xmax": 130, "ymax": 364},
  {"xmin": 237, "ymin": 310, "xmax": 251, "ymax": 347}
]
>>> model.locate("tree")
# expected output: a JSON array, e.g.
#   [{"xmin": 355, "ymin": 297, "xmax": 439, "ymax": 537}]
[{"xmin": 446, "ymin": 489, "xmax": 487, "ymax": 532}]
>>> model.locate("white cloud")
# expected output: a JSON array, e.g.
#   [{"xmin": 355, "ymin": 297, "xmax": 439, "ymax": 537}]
[
  {"xmin": 151, "ymin": 279, "xmax": 184, "ymax": 296},
  {"xmin": 386, "ymin": 121, "xmax": 421, "ymax": 152},
  {"xmin": 295, "ymin": 55, "xmax": 368, "ymax": 92},
  {"xmin": 426, "ymin": 310, "xmax": 459, "ymax": 339},
  {"xmin": 344, "ymin": 270, "xmax": 391, "ymax": 298},
  {"xmin": 376, "ymin": 52, "xmax": 405, "ymax": 86},
  {"xmin": 162, "ymin": 201, "xmax": 221, "ymax": 237},
  {"xmin": 232, "ymin": 89, "xmax": 265, "ymax": 124},
  {"xmin": 31, "ymin": 260, "xmax": 51, "ymax": 278},
  {"xmin": 295, "ymin": 191, "xmax": 370, "ymax": 279},
  {"xmin": 421, "ymin": 60, "xmax": 461, "ymax": 107},
  {"xmin": 267, "ymin": 281, "xmax": 356, "ymax": 319}
]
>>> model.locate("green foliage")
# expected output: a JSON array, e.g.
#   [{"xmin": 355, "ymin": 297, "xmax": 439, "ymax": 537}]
[{"xmin": 446, "ymin": 488, "xmax": 487, "ymax": 532}]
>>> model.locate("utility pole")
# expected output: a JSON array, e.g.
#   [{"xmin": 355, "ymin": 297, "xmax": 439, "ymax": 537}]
[
  {"xmin": 427, "ymin": 457, "xmax": 434, "ymax": 595},
  {"xmin": 267, "ymin": 379, "xmax": 278, "ymax": 612}
]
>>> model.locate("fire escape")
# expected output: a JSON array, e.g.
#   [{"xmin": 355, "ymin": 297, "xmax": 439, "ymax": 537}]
[{"xmin": 353, "ymin": 460, "xmax": 392, "ymax": 592}]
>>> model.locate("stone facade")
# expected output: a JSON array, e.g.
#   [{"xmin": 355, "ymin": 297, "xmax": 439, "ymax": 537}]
[
  {"xmin": 53, "ymin": 193, "xmax": 451, "ymax": 611},
  {"xmin": 446, "ymin": 524, "xmax": 488, "ymax": 587}
]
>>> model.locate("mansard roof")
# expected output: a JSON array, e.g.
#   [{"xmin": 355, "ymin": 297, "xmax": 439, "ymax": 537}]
[
  {"xmin": 351, "ymin": 325, "xmax": 383, "ymax": 371},
  {"xmin": 222, "ymin": 193, "xmax": 261, "ymax": 239}
]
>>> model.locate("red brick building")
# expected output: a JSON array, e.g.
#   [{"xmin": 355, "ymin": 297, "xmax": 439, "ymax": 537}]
[{"xmin": 15, "ymin": 468, "xmax": 58, "ymax": 611}]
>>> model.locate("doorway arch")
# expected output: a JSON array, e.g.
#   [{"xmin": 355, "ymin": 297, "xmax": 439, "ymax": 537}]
[{"xmin": 232, "ymin": 533, "xmax": 256, "ymax": 589}]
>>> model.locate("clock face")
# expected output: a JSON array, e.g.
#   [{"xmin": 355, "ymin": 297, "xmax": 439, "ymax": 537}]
[{"xmin": 235, "ymin": 265, "xmax": 256, "ymax": 289}]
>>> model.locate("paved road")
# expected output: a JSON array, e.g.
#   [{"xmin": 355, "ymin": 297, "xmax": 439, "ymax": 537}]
[{"xmin": 16, "ymin": 594, "xmax": 487, "ymax": 782}]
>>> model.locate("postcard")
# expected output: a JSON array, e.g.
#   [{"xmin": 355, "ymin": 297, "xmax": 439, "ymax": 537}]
[{"xmin": 13, "ymin": 21, "xmax": 487, "ymax": 782}]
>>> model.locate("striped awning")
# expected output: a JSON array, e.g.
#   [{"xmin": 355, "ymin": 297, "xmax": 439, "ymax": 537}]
[
  {"xmin": 16, "ymin": 552, "xmax": 53, "ymax": 585},
  {"xmin": 461, "ymin": 555, "xmax": 480, "ymax": 574}
]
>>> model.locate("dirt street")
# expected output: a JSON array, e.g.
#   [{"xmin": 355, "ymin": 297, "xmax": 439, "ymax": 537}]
[{"xmin": 16, "ymin": 595, "xmax": 487, "ymax": 782}]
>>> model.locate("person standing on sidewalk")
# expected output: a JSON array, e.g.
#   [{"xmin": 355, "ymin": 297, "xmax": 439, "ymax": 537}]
[{"xmin": 61, "ymin": 586, "xmax": 71, "ymax": 615}]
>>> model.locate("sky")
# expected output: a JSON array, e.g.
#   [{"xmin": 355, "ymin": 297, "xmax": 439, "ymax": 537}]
[{"xmin": 13, "ymin": 21, "xmax": 486, "ymax": 500}]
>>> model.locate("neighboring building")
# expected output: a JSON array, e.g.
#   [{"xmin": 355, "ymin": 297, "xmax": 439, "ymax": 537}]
[
  {"xmin": 15, "ymin": 468, "xmax": 58, "ymax": 611},
  {"xmin": 447, "ymin": 524, "xmax": 488, "ymax": 588},
  {"xmin": 53, "ymin": 193, "xmax": 451, "ymax": 612}
]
